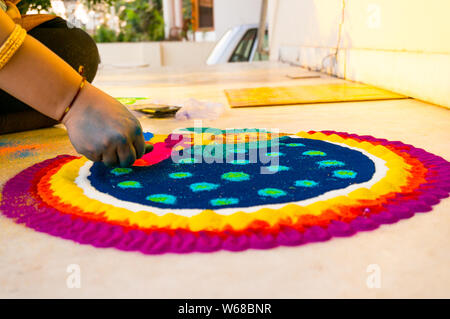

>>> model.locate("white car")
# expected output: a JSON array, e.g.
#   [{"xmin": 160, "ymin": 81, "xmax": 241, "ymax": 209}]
[{"xmin": 206, "ymin": 24, "xmax": 269, "ymax": 65}]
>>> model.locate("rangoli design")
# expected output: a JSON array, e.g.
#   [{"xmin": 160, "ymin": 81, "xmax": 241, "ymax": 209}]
[{"xmin": 1, "ymin": 128, "xmax": 449, "ymax": 254}]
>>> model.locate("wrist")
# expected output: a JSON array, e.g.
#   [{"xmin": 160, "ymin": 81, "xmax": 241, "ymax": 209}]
[
  {"xmin": 61, "ymin": 80, "xmax": 93, "ymax": 126},
  {"xmin": 59, "ymin": 76, "xmax": 86, "ymax": 123}
]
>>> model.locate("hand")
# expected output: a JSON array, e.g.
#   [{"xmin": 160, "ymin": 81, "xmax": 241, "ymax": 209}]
[{"xmin": 63, "ymin": 82, "xmax": 146, "ymax": 167}]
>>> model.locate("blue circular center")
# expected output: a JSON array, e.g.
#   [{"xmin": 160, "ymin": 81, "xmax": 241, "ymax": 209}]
[{"xmin": 88, "ymin": 136, "xmax": 375, "ymax": 209}]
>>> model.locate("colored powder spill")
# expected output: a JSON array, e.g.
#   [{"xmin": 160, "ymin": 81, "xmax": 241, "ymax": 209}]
[
  {"xmin": 295, "ymin": 180, "xmax": 319, "ymax": 187},
  {"xmin": 117, "ymin": 181, "xmax": 142, "ymax": 189},
  {"xmin": 169, "ymin": 172, "xmax": 193, "ymax": 179},
  {"xmin": 143, "ymin": 132, "xmax": 154, "ymax": 141},
  {"xmin": 333, "ymin": 170, "xmax": 357, "ymax": 179},
  {"xmin": 317, "ymin": 160, "xmax": 345, "ymax": 168},
  {"xmin": 221, "ymin": 172, "xmax": 250, "ymax": 182},
  {"xmin": 146, "ymin": 194, "xmax": 176, "ymax": 205},
  {"xmin": 210, "ymin": 198, "xmax": 239, "ymax": 206},
  {"xmin": 190, "ymin": 182, "xmax": 220, "ymax": 192},
  {"xmin": 116, "ymin": 97, "xmax": 147, "ymax": 105},
  {"xmin": 258, "ymin": 188, "xmax": 287, "ymax": 198},
  {"xmin": 302, "ymin": 150, "xmax": 327, "ymax": 156},
  {"xmin": 0, "ymin": 144, "xmax": 43, "ymax": 158}
]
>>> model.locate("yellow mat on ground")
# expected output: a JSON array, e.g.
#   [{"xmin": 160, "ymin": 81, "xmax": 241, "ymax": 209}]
[{"xmin": 224, "ymin": 82, "xmax": 407, "ymax": 108}]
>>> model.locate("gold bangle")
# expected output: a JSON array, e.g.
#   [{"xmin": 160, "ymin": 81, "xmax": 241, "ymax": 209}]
[
  {"xmin": 59, "ymin": 76, "xmax": 86, "ymax": 123},
  {"xmin": 0, "ymin": 24, "xmax": 26, "ymax": 71},
  {"xmin": 59, "ymin": 66, "xmax": 86, "ymax": 122}
]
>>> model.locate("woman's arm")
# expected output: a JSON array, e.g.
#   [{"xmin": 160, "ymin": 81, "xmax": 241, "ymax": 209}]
[
  {"xmin": 0, "ymin": 10, "xmax": 146, "ymax": 167},
  {"xmin": 0, "ymin": 9, "xmax": 81, "ymax": 120}
]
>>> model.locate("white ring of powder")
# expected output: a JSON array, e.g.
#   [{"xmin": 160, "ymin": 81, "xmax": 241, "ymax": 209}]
[{"xmin": 75, "ymin": 137, "xmax": 387, "ymax": 217}]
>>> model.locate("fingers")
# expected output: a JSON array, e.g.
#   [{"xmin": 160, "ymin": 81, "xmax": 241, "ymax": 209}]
[
  {"xmin": 133, "ymin": 131, "xmax": 146, "ymax": 159},
  {"xmin": 144, "ymin": 144, "xmax": 154, "ymax": 154},
  {"xmin": 100, "ymin": 143, "xmax": 137, "ymax": 167},
  {"xmin": 86, "ymin": 135, "xmax": 149, "ymax": 166},
  {"xmin": 103, "ymin": 146, "xmax": 119, "ymax": 167},
  {"xmin": 83, "ymin": 150, "xmax": 102, "ymax": 162},
  {"xmin": 117, "ymin": 142, "xmax": 137, "ymax": 167}
]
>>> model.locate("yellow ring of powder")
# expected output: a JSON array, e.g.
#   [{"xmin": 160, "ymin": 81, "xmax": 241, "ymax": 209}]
[{"xmin": 39, "ymin": 132, "xmax": 412, "ymax": 232}]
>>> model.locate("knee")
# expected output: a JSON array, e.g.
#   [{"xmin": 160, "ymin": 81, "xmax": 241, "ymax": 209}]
[
  {"xmin": 29, "ymin": 20, "xmax": 100, "ymax": 83},
  {"xmin": 66, "ymin": 27, "xmax": 100, "ymax": 82}
]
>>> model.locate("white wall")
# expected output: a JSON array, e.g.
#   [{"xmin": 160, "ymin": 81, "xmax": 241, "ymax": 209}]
[
  {"xmin": 160, "ymin": 42, "xmax": 215, "ymax": 66},
  {"xmin": 213, "ymin": 0, "xmax": 262, "ymax": 40},
  {"xmin": 97, "ymin": 42, "xmax": 161, "ymax": 68},
  {"xmin": 97, "ymin": 41, "xmax": 216, "ymax": 68},
  {"xmin": 268, "ymin": 0, "xmax": 450, "ymax": 108}
]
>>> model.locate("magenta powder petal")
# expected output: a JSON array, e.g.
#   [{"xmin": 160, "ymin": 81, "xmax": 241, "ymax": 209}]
[
  {"xmin": 249, "ymin": 233, "xmax": 278, "ymax": 249},
  {"xmin": 327, "ymin": 220, "xmax": 356, "ymax": 237},
  {"xmin": 276, "ymin": 228, "xmax": 304, "ymax": 246},
  {"xmin": 387, "ymin": 206, "xmax": 414, "ymax": 220},
  {"xmin": 304, "ymin": 226, "xmax": 331, "ymax": 242},
  {"xmin": 350, "ymin": 217, "xmax": 379, "ymax": 231},
  {"xmin": 170, "ymin": 231, "xmax": 197, "ymax": 253},
  {"xmin": 223, "ymin": 233, "xmax": 250, "ymax": 251},
  {"xmin": 196, "ymin": 232, "xmax": 223, "ymax": 252},
  {"xmin": 120, "ymin": 230, "xmax": 149, "ymax": 251}
]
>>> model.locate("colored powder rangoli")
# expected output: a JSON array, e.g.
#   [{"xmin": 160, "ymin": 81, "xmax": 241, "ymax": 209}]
[{"xmin": 1, "ymin": 128, "xmax": 449, "ymax": 255}]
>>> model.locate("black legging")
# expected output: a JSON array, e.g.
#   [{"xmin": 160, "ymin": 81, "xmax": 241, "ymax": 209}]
[{"xmin": 0, "ymin": 17, "xmax": 100, "ymax": 134}]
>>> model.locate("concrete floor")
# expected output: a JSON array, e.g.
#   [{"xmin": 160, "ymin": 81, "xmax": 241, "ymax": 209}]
[{"xmin": 0, "ymin": 61, "xmax": 449, "ymax": 298}]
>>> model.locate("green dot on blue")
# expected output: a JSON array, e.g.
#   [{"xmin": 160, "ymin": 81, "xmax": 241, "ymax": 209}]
[
  {"xmin": 258, "ymin": 188, "xmax": 287, "ymax": 198},
  {"xmin": 229, "ymin": 148, "xmax": 247, "ymax": 154},
  {"xmin": 190, "ymin": 182, "xmax": 219, "ymax": 192},
  {"xmin": 302, "ymin": 150, "xmax": 327, "ymax": 156},
  {"xmin": 230, "ymin": 159, "xmax": 250, "ymax": 165},
  {"xmin": 177, "ymin": 158, "xmax": 199, "ymax": 164},
  {"xmin": 210, "ymin": 198, "xmax": 239, "ymax": 206},
  {"xmin": 333, "ymin": 170, "xmax": 357, "ymax": 179},
  {"xmin": 169, "ymin": 172, "xmax": 192, "ymax": 179},
  {"xmin": 146, "ymin": 194, "xmax": 176, "ymax": 205},
  {"xmin": 286, "ymin": 143, "xmax": 305, "ymax": 147},
  {"xmin": 264, "ymin": 165, "xmax": 290, "ymax": 173},
  {"xmin": 295, "ymin": 180, "xmax": 318, "ymax": 187},
  {"xmin": 221, "ymin": 172, "xmax": 250, "ymax": 182},
  {"xmin": 317, "ymin": 160, "xmax": 345, "ymax": 168},
  {"xmin": 265, "ymin": 152, "xmax": 285, "ymax": 157},
  {"xmin": 117, "ymin": 181, "xmax": 142, "ymax": 189},
  {"xmin": 111, "ymin": 167, "xmax": 132, "ymax": 176}
]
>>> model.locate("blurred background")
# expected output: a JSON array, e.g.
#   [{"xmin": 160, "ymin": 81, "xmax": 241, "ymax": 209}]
[
  {"xmin": 18, "ymin": 0, "xmax": 450, "ymax": 108},
  {"xmin": 19, "ymin": 0, "xmax": 267, "ymax": 68}
]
